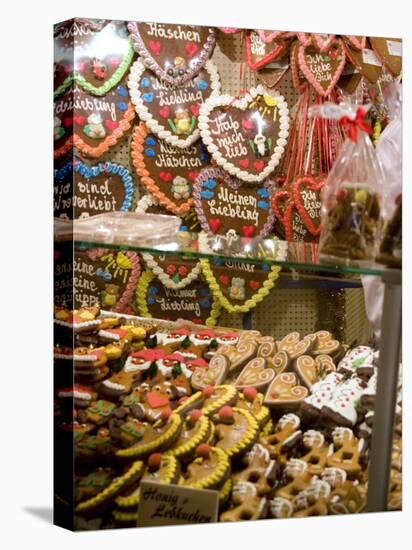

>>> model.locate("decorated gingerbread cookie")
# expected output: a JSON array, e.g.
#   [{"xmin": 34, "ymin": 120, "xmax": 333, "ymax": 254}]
[
  {"xmin": 193, "ymin": 167, "xmax": 274, "ymax": 242},
  {"xmin": 131, "ymin": 123, "xmax": 210, "ymax": 215},
  {"xmin": 54, "ymin": 19, "xmax": 134, "ymax": 97},
  {"xmin": 136, "ymin": 269, "xmax": 221, "ymax": 326},
  {"xmin": 344, "ymin": 40, "xmax": 383, "ymax": 83},
  {"xmin": 235, "ymin": 358, "xmax": 275, "ymax": 391},
  {"xmin": 232, "ymin": 443, "xmax": 277, "ymax": 495},
  {"xmin": 260, "ymin": 413, "xmax": 302, "ymax": 460},
  {"xmin": 199, "ymin": 85, "xmax": 289, "ymax": 183},
  {"xmin": 213, "ymin": 406, "xmax": 260, "ymax": 458},
  {"xmin": 245, "ymin": 31, "xmax": 287, "ymax": 70},
  {"xmin": 295, "ymin": 354, "xmax": 336, "ymax": 388},
  {"xmin": 264, "ymin": 372, "xmax": 308, "ymax": 408},
  {"xmin": 200, "ymin": 257, "xmax": 280, "ymax": 314},
  {"xmin": 127, "ymin": 22, "xmax": 216, "ymax": 85},
  {"xmin": 74, "ymin": 248, "xmax": 140, "ymax": 312},
  {"xmin": 220, "ymin": 481, "xmax": 268, "ymax": 521},
  {"xmin": 141, "ymin": 253, "xmax": 202, "ymax": 290},
  {"xmin": 179, "ymin": 444, "xmax": 230, "ymax": 490},
  {"xmin": 369, "ymin": 37, "xmax": 402, "ymax": 77},
  {"xmin": 165, "ymin": 410, "xmax": 212, "ymax": 461},
  {"xmin": 128, "ymin": 59, "xmax": 220, "ymax": 148}
]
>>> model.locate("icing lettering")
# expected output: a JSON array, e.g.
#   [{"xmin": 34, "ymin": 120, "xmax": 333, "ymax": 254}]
[{"xmin": 146, "ymin": 23, "xmax": 201, "ymax": 43}]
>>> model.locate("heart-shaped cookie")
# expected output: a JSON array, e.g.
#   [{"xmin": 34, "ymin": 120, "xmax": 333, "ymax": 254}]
[
  {"xmin": 54, "ymin": 19, "xmax": 134, "ymax": 98},
  {"xmin": 277, "ymin": 333, "xmax": 315, "ymax": 360},
  {"xmin": 141, "ymin": 253, "xmax": 202, "ymax": 290},
  {"xmin": 127, "ymin": 22, "xmax": 216, "ymax": 85},
  {"xmin": 245, "ymin": 31, "xmax": 287, "ymax": 70},
  {"xmin": 298, "ymin": 39, "xmax": 346, "ymax": 96},
  {"xmin": 200, "ymin": 258, "xmax": 280, "ymax": 314},
  {"xmin": 235, "ymin": 357, "xmax": 275, "ymax": 390},
  {"xmin": 312, "ymin": 34, "xmax": 336, "ymax": 52},
  {"xmin": 191, "ymin": 354, "xmax": 229, "ymax": 390},
  {"xmin": 272, "ymin": 177, "xmax": 324, "ymax": 242},
  {"xmin": 131, "ymin": 123, "xmax": 210, "ymax": 215},
  {"xmin": 267, "ymin": 351, "xmax": 291, "ymax": 375},
  {"xmin": 136, "ymin": 269, "xmax": 221, "ymax": 326},
  {"xmin": 199, "ymin": 85, "xmax": 289, "ymax": 183},
  {"xmin": 344, "ymin": 42, "xmax": 382, "ymax": 83},
  {"xmin": 295, "ymin": 355, "xmax": 336, "ymax": 388},
  {"xmin": 369, "ymin": 37, "xmax": 402, "ymax": 77},
  {"xmin": 73, "ymin": 247, "xmax": 140, "ymax": 313},
  {"xmin": 193, "ymin": 167, "xmax": 274, "ymax": 242},
  {"xmin": 264, "ymin": 372, "xmax": 308, "ymax": 408},
  {"xmin": 54, "ymin": 160, "xmax": 136, "ymax": 219},
  {"xmin": 128, "ymin": 59, "xmax": 221, "ymax": 149},
  {"xmin": 257, "ymin": 30, "xmax": 290, "ymax": 43},
  {"xmin": 59, "ymin": 79, "xmax": 135, "ymax": 159},
  {"xmin": 217, "ymin": 340, "xmax": 257, "ymax": 374},
  {"xmin": 309, "ymin": 330, "xmax": 341, "ymax": 357}
]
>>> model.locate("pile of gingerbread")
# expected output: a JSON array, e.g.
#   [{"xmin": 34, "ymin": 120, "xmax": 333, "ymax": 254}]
[{"xmin": 54, "ymin": 305, "xmax": 402, "ymax": 528}]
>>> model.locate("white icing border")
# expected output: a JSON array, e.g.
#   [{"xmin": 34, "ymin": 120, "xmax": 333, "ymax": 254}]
[
  {"xmin": 128, "ymin": 59, "xmax": 221, "ymax": 149},
  {"xmin": 135, "ymin": 193, "xmax": 160, "ymax": 213},
  {"xmin": 198, "ymin": 84, "xmax": 289, "ymax": 183},
  {"xmin": 141, "ymin": 252, "xmax": 201, "ymax": 289}
]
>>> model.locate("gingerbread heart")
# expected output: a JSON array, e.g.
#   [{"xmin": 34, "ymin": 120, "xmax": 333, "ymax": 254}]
[
  {"xmin": 298, "ymin": 39, "xmax": 346, "ymax": 96},
  {"xmin": 310, "ymin": 330, "xmax": 341, "ymax": 357},
  {"xmin": 312, "ymin": 33, "xmax": 336, "ymax": 52},
  {"xmin": 277, "ymin": 333, "xmax": 315, "ymax": 359},
  {"xmin": 128, "ymin": 59, "xmax": 220, "ymax": 149},
  {"xmin": 217, "ymin": 340, "xmax": 258, "ymax": 374},
  {"xmin": 267, "ymin": 351, "xmax": 291, "ymax": 375},
  {"xmin": 193, "ymin": 167, "xmax": 274, "ymax": 242},
  {"xmin": 369, "ymin": 37, "xmax": 402, "ymax": 77},
  {"xmin": 127, "ymin": 22, "xmax": 216, "ymax": 85},
  {"xmin": 295, "ymin": 355, "xmax": 336, "ymax": 388},
  {"xmin": 264, "ymin": 372, "xmax": 308, "ymax": 408},
  {"xmin": 235, "ymin": 357, "xmax": 275, "ymax": 390},
  {"xmin": 56, "ymin": 79, "xmax": 135, "ymax": 159},
  {"xmin": 191, "ymin": 355, "xmax": 229, "ymax": 390},
  {"xmin": 131, "ymin": 123, "xmax": 210, "ymax": 215},
  {"xmin": 199, "ymin": 85, "xmax": 289, "ymax": 183},
  {"xmin": 54, "ymin": 19, "xmax": 134, "ymax": 98},
  {"xmin": 344, "ymin": 42, "xmax": 382, "ymax": 83},
  {"xmin": 245, "ymin": 31, "xmax": 287, "ymax": 70},
  {"xmin": 141, "ymin": 253, "xmax": 202, "ymax": 290},
  {"xmin": 73, "ymin": 247, "xmax": 140, "ymax": 313},
  {"xmin": 200, "ymin": 258, "xmax": 280, "ymax": 314},
  {"xmin": 257, "ymin": 30, "xmax": 289, "ymax": 43},
  {"xmin": 54, "ymin": 160, "xmax": 135, "ymax": 219},
  {"xmin": 136, "ymin": 269, "xmax": 221, "ymax": 326}
]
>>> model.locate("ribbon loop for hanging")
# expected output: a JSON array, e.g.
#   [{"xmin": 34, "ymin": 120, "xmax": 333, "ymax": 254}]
[{"xmin": 339, "ymin": 107, "xmax": 372, "ymax": 142}]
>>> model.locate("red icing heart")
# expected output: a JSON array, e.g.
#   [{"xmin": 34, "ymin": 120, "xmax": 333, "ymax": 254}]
[
  {"xmin": 219, "ymin": 275, "xmax": 229, "ymax": 286},
  {"xmin": 209, "ymin": 218, "xmax": 222, "ymax": 233},
  {"xmin": 241, "ymin": 225, "xmax": 255, "ymax": 238},
  {"xmin": 249, "ymin": 280, "xmax": 260, "ymax": 290},
  {"xmin": 329, "ymin": 48, "xmax": 339, "ymax": 60},
  {"xmin": 73, "ymin": 115, "xmax": 86, "ymax": 126},
  {"xmin": 185, "ymin": 42, "xmax": 198, "ymax": 56},
  {"xmin": 62, "ymin": 117, "xmax": 73, "ymax": 128},
  {"xmin": 149, "ymin": 40, "xmax": 161, "ymax": 55},
  {"xmin": 190, "ymin": 103, "xmax": 200, "ymax": 116},
  {"xmin": 146, "ymin": 392, "xmax": 169, "ymax": 409},
  {"xmin": 159, "ymin": 106, "xmax": 170, "ymax": 118},
  {"xmin": 104, "ymin": 119, "xmax": 119, "ymax": 130},
  {"xmin": 188, "ymin": 171, "xmax": 199, "ymax": 181},
  {"xmin": 239, "ymin": 158, "xmax": 249, "ymax": 169},
  {"xmin": 242, "ymin": 118, "xmax": 253, "ymax": 130},
  {"xmin": 159, "ymin": 171, "xmax": 173, "ymax": 182},
  {"xmin": 254, "ymin": 160, "xmax": 265, "ymax": 171}
]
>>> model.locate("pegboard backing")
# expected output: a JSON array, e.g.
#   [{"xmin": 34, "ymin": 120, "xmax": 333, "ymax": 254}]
[{"xmin": 75, "ymin": 25, "xmax": 371, "ymax": 344}]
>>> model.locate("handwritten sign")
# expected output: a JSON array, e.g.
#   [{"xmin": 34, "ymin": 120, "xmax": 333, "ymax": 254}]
[{"xmin": 138, "ymin": 481, "xmax": 219, "ymax": 527}]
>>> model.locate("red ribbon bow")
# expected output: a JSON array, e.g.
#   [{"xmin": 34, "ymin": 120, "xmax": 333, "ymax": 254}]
[{"xmin": 339, "ymin": 107, "xmax": 372, "ymax": 142}]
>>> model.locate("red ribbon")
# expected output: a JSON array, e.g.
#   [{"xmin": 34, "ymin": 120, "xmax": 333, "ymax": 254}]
[{"xmin": 339, "ymin": 107, "xmax": 372, "ymax": 142}]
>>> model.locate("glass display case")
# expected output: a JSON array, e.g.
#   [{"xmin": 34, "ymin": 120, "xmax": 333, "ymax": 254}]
[{"xmin": 54, "ymin": 18, "xmax": 402, "ymax": 531}]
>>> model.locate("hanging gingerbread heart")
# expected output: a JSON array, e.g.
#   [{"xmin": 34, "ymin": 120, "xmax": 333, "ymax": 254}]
[
  {"xmin": 56, "ymin": 78, "xmax": 135, "ymax": 159},
  {"xmin": 312, "ymin": 34, "xmax": 336, "ymax": 52},
  {"xmin": 245, "ymin": 31, "xmax": 287, "ymax": 70},
  {"xmin": 74, "ymin": 247, "xmax": 140, "ymax": 312},
  {"xmin": 200, "ymin": 258, "xmax": 280, "ymax": 314},
  {"xmin": 193, "ymin": 167, "xmax": 274, "ymax": 243},
  {"xmin": 141, "ymin": 253, "xmax": 202, "ymax": 290},
  {"xmin": 128, "ymin": 59, "xmax": 220, "ymax": 149},
  {"xmin": 131, "ymin": 122, "xmax": 210, "ymax": 215},
  {"xmin": 272, "ymin": 177, "xmax": 324, "ymax": 242},
  {"xmin": 199, "ymin": 85, "xmax": 289, "ymax": 183},
  {"xmin": 136, "ymin": 269, "xmax": 221, "ymax": 326},
  {"xmin": 344, "ymin": 42, "xmax": 382, "ymax": 83},
  {"xmin": 257, "ymin": 30, "xmax": 290, "ymax": 43},
  {"xmin": 298, "ymin": 39, "xmax": 346, "ymax": 96},
  {"xmin": 54, "ymin": 19, "xmax": 134, "ymax": 98},
  {"xmin": 54, "ymin": 159, "xmax": 136, "ymax": 219},
  {"xmin": 127, "ymin": 22, "xmax": 216, "ymax": 85},
  {"xmin": 369, "ymin": 37, "xmax": 402, "ymax": 77}
]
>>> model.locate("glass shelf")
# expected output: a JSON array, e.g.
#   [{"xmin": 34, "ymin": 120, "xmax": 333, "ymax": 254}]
[{"xmin": 55, "ymin": 213, "xmax": 399, "ymax": 279}]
